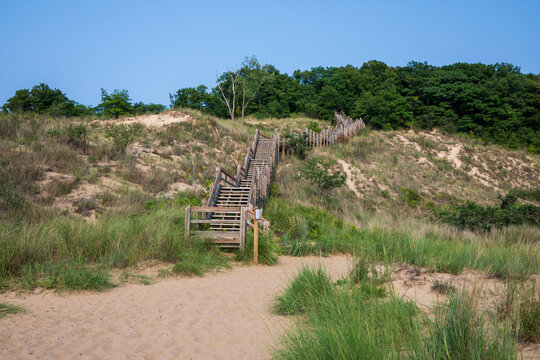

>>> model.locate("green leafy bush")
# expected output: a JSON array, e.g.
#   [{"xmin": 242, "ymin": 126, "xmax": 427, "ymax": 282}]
[
  {"xmin": 299, "ymin": 156, "xmax": 346, "ymax": 197},
  {"xmin": 283, "ymin": 132, "xmax": 309, "ymax": 159},
  {"xmin": 64, "ymin": 124, "xmax": 88, "ymax": 150},
  {"xmin": 307, "ymin": 121, "xmax": 322, "ymax": 133},
  {"xmin": 436, "ymin": 193, "xmax": 540, "ymax": 231},
  {"xmin": 399, "ymin": 187, "xmax": 423, "ymax": 208}
]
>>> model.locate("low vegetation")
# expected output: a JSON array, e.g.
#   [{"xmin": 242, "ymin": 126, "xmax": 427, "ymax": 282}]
[
  {"xmin": 436, "ymin": 192, "xmax": 539, "ymax": 231},
  {"xmin": 0, "ymin": 192, "xmax": 229, "ymax": 290},
  {"xmin": 265, "ymin": 200, "xmax": 539, "ymax": 279},
  {"xmin": 272, "ymin": 266, "xmax": 522, "ymax": 360},
  {"xmin": 234, "ymin": 230, "xmax": 279, "ymax": 265},
  {"xmin": 0, "ymin": 303, "xmax": 25, "ymax": 318}
]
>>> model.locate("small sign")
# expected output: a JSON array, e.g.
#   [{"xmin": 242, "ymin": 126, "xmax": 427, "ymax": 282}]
[{"xmin": 255, "ymin": 209, "xmax": 262, "ymax": 220}]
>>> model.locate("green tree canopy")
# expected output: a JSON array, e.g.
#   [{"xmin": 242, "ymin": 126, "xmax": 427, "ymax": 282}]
[
  {"xmin": 98, "ymin": 89, "xmax": 133, "ymax": 119},
  {"xmin": 171, "ymin": 60, "xmax": 540, "ymax": 149},
  {"xmin": 2, "ymin": 83, "xmax": 90, "ymax": 116}
]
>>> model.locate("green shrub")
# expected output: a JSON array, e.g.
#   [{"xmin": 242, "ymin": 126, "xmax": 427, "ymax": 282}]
[
  {"xmin": 64, "ymin": 124, "xmax": 88, "ymax": 150},
  {"xmin": 510, "ymin": 189, "xmax": 540, "ymax": 203},
  {"xmin": 283, "ymin": 132, "xmax": 309, "ymax": 159},
  {"xmin": 0, "ymin": 181, "xmax": 26, "ymax": 211},
  {"xmin": 299, "ymin": 156, "xmax": 346, "ymax": 198},
  {"xmin": 399, "ymin": 187, "xmax": 423, "ymax": 208},
  {"xmin": 307, "ymin": 121, "xmax": 322, "ymax": 133},
  {"xmin": 75, "ymin": 197, "xmax": 98, "ymax": 214},
  {"xmin": 436, "ymin": 193, "xmax": 540, "ymax": 231},
  {"xmin": 48, "ymin": 124, "xmax": 89, "ymax": 151}
]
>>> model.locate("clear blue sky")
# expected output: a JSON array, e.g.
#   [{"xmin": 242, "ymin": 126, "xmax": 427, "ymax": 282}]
[{"xmin": 1, "ymin": 0, "xmax": 539, "ymax": 107}]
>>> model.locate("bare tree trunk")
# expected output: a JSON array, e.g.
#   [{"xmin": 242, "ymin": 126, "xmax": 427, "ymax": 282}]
[
  {"xmin": 241, "ymin": 86, "xmax": 246, "ymax": 126},
  {"xmin": 217, "ymin": 70, "xmax": 239, "ymax": 122},
  {"xmin": 240, "ymin": 76, "xmax": 265, "ymax": 126}
]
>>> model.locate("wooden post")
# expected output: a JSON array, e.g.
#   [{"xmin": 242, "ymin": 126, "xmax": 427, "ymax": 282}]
[
  {"xmin": 253, "ymin": 208, "xmax": 260, "ymax": 264},
  {"xmin": 184, "ymin": 205, "xmax": 191, "ymax": 239},
  {"xmin": 240, "ymin": 206, "xmax": 247, "ymax": 248},
  {"xmin": 254, "ymin": 217, "xmax": 258, "ymax": 264}
]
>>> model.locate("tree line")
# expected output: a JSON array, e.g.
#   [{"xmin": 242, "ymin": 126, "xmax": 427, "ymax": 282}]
[
  {"xmin": 3, "ymin": 58, "xmax": 539, "ymax": 150},
  {"xmin": 2, "ymin": 84, "xmax": 165, "ymax": 118},
  {"xmin": 170, "ymin": 59, "xmax": 539, "ymax": 150}
]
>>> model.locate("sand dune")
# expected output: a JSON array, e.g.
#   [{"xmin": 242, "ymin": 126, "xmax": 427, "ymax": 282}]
[{"xmin": 0, "ymin": 256, "xmax": 351, "ymax": 360}]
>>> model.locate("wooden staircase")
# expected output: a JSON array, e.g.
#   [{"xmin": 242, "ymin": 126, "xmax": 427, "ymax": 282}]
[
  {"xmin": 184, "ymin": 112, "xmax": 364, "ymax": 248},
  {"xmin": 185, "ymin": 130, "xmax": 279, "ymax": 248}
]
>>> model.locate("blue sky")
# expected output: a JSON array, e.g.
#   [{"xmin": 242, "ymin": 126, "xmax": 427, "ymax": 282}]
[{"xmin": 1, "ymin": 0, "xmax": 539, "ymax": 107}]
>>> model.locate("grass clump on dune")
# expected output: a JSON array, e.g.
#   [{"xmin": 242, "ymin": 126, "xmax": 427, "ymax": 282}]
[
  {"xmin": 273, "ymin": 266, "xmax": 334, "ymax": 315},
  {"xmin": 171, "ymin": 238, "xmax": 230, "ymax": 277},
  {"xmin": 419, "ymin": 289, "xmax": 518, "ymax": 360},
  {"xmin": 272, "ymin": 264, "xmax": 419, "ymax": 359},
  {"xmin": 519, "ymin": 294, "xmax": 540, "ymax": 343},
  {"xmin": 272, "ymin": 262, "xmax": 520, "ymax": 360},
  {"xmin": 235, "ymin": 230, "xmax": 279, "ymax": 265},
  {"xmin": 0, "ymin": 303, "xmax": 25, "ymax": 319}
]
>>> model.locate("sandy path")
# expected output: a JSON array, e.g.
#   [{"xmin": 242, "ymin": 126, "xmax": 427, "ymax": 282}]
[
  {"xmin": 0, "ymin": 256, "xmax": 351, "ymax": 360},
  {"xmin": 337, "ymin": 159, "xmax": 361, "ymax": 197}
]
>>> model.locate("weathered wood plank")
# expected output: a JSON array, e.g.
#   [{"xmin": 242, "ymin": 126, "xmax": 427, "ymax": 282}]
[{"xmin": 184, "ymin": 205, "xmax": 191, "ymax": 239}]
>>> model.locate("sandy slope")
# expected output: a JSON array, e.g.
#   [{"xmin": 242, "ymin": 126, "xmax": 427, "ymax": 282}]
[{"xmin": 0, "ymin": 256, "xmax": 351, "ymax": 360}]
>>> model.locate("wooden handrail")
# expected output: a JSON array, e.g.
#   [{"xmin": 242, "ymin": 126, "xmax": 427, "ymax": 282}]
[
  {"xmin": 193, "ymin": 128, "xmax": 280, "ymax": 248},
  {"xmin": 191, "ymin": 206, "xmax": 241, "ymax": 212},
  {"xmin": 219, "ymin": 168, "xmax": 238, "ymax": 183}
]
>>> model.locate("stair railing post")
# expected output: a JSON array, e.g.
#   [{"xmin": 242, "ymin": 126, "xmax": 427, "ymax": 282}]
[
  {"xmin": 236, "ymin": 164, "xmax": 242, "ymax": 184},
  {"xmin": 240, "ymin": 206, "xmax": 247, "ymax": 248},
  {"xmin": 253, "ymin": 211, "xmax": 258, "ymax": 264},
  {"xmin": 184, "ymin": 205, "xmax": 191, "ymax": 240}
]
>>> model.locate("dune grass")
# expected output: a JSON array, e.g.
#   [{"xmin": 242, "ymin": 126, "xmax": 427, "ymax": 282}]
[
  {"xmin": 17, "ymin": 261, "xmax": 114, "ymax": 291},
  {"xmin": 419, "ymin": 288, "xmax": 518, "ymax": 360},
  {"xmin": 0, "ymin": 303, "xmax": 25, "ymax": 319},
  {"xmin": 272, "ymin": 265, "xmax": 520, "ymax": 360},
  {"xmin": 0, "ymin": 196, "xmax": 230, "ymax": 290},
  {"xmin": 171, "ymin": 238, "xmax": 230, "ymax": 276},
  {"xmin": 234, "ymin": 229, "xmax": 279, "ymax": 265},
  {"xmin": 265, "ymin": 199, "xmax": 540, "ymax": 279},
  {"xmin": 273, "ymin": 266, "xmax": 334, "ymax": 315}
]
